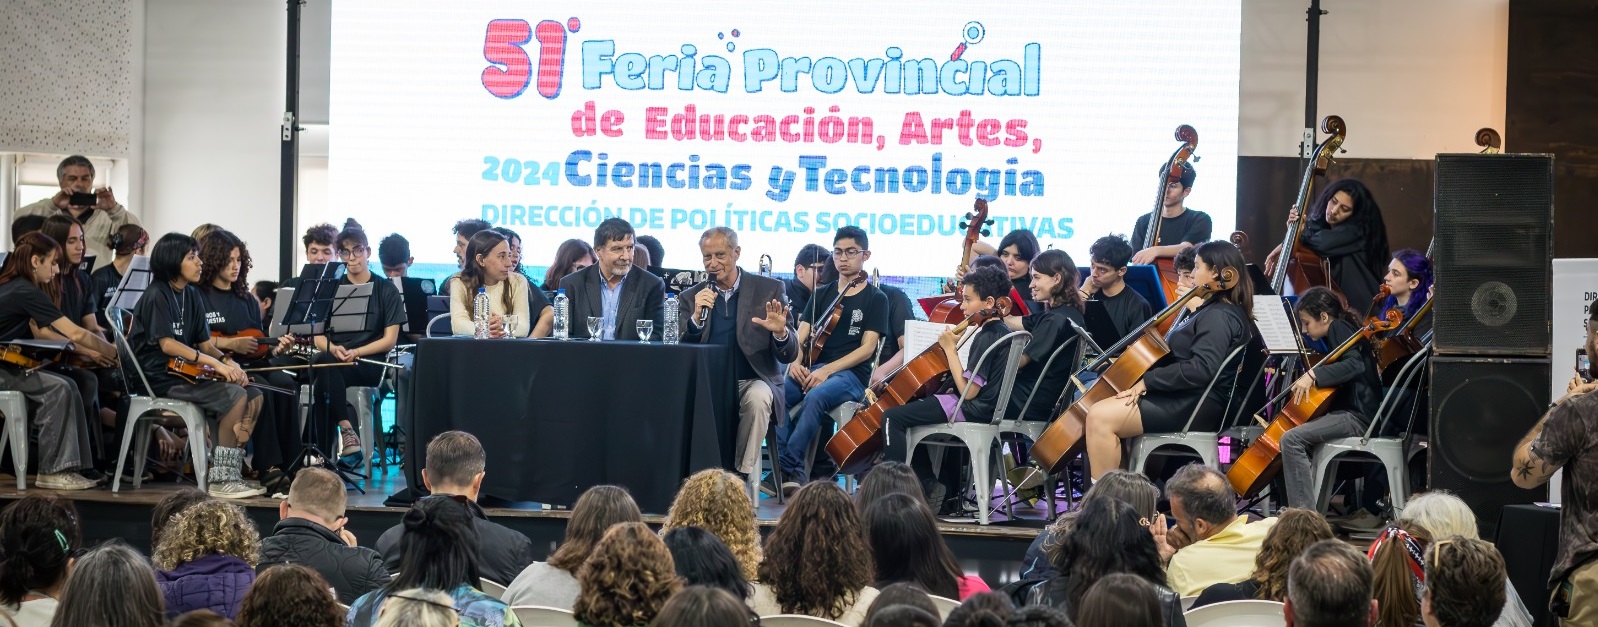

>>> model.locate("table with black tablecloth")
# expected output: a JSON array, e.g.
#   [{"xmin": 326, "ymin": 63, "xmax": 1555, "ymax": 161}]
[{"xmin": 407, "ymin": 337, "xmax": 737, "ymax": 513}]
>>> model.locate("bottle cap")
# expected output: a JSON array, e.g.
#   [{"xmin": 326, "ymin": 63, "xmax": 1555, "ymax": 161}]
[
  {"xmin": 557, "ymin": 288, "xmax": 566, "ymax": 295},
  {"xmin": 478, "ymin": 287, "xmax": 486, "ymax": 293}
]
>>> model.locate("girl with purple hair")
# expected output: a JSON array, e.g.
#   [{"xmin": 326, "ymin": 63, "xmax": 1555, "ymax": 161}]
[{"xmin": 1380, "ymin": 249, "xmax": 1432, "ymax": 338}]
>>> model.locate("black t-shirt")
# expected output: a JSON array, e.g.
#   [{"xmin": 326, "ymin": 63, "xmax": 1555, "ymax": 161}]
[
  {"xmin": 1131, "ymin": 209, "xmax": 1213, "ymax": 250},
  {"xmin": 802, "ymin": 281, "xmax": 890, "ymax": 386},
  {"xmin": 90, "ymin": 264, "xmax": 122, "ymax": 323},
  {"xmin": 0, "ymin": 279, "xmax": 66, "ymax": 343},
  {"xmin": 1094, "ymin": 286, "xmax": 1152, "ymax": 341},
  {"xmin": 198, "ymin": 285, "xmax": 263, "ymax": 335},
  {"xmin": 129, "ymin": 282, "xmax": 212, "ymax": 394},
  {"xmin": 785, "ymin": 279, "xmax": 812, "ymax": 328},
  {"xmin": 959, "ymin": 319, "xmax": 1012, "ymax": 421},
  {"xmin": 58, "ymin": 269, "xmax": 96, "ymax": 324},
  {"xmin": 328, "ymin": 275, "xmax": 406, "ymax": 350},
  {"xmin": 1011, "ymin": 304, "xmax": 1087, "ymax": 421},
  {"xmin": 881, "ymin": 283, "xmax": 914, "ymax": 354}
]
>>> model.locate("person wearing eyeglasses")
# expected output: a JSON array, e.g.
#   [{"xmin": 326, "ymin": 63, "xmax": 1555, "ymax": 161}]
[{"xmin": 785, "ymin": 244, "xmax": 833, "ymax": 327}]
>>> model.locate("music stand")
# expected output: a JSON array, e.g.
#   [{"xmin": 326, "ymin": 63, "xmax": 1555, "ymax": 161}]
[
  {"xmin": 278, "ymin": 263, "xmax": 370, "ymax": 491},
  {"xmin": 1082, "ymin": 300, "xmax": 1124, "ymax": 351}
]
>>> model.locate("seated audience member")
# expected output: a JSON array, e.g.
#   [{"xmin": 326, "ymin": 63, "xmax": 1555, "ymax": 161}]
[
  {"xmin": 862, "ymin": 582, "xmax": 940, "ymax": 625},
  {"xmin": 259, "ymin": 467, "xmax": 390, "ymax": 604},
  {"xmin": 573, "ymin": 522, "xmax": 682, "ymax": 627},
  {"xmin": 541, "ymin": 238, "xmax": 595, "ymax": 291},
  {"xmin": 855, "ymin": 461, "xmax": 928, "ymax": 514},
  {"xmin": 943, "ymin": 592, "xmax": 1015, "ymax": 626},
  {"xmin": 503, "ymin": 485, "xmax": 642, "ymax": 608},
  {"xmin": 448, "ymin": 229, "xmax": 544, "ymax": 337},
  {"xmin": 662, "ymin": 527, "xmax": 753, "ymax": 601},
  {"xmin": 1022, "ymin": 470, "xmax": 1159, "ymax": 581},
  {"xmin": 1074, "ymin": 573, "xmax": 1166, "ymax": 627},
  {"xmin": 1008, "ymin": 606, "xmax": 1074, "ymax": 627},
  {"xmin": 1396, "ymin": 492, "xmax": 1533, "ymax": 626},
  {"xmin": 1369, "ymin": 524, "xmax": 1433, "ymax": 627},
  {"xmin": 1194, "ymin": 508, "xmax": 1335, "ymax": 607},
  {"xmin": 0, "ymin": 495, "xmax": 80, "ymax": 627},
  {"xmin": 1040, "ymin": 497, "xmax": 1183, "ymax": 625},
  {"xmin": 151, "ymin": 487, "xmax": 212, "ymax": 549},
  {"xmin": 1423, "ymin": 538, "xmax": 1510, "ymax": 627},
  {"xmin": 754, "ymin": 482, "xmax": 879, "ymax": 626},
  {"xmin": 370, "ymin": 589, "xmax": 458, "ymax": 627},
  {"xmin": 654, "ymin": 585, "xmax": 755, "ymax": 627},
  {"xmin": 234, "ymin": 564, "xmax": 344, "ymax": 627},
  {"xmin": 153, "ymin": 500, "xmax": 261, "ymax": 619},
  {"xmin": 1163, "ymin": 463, "xmax": 1276, "ymax": 596},
  {"xmin": 349, "ymin": 497, "xmax": 519, "ymax": 627},
  {"xmin": 1285, "ymin": 540, "xmax": 1378, "ymax": 627},
  {"xmin": 868, "ymin": 605, "xmax": 942, "ymax": 627},
  {"xmin": 49, "ymin": 540, "xmax": 166, "ymax": 627},
  {"xmin": 865, "ymin": 493, "xmax": 990, "ymax": 600},
  {"xmin": 376, "ymin": 431, "xmax": 535, "ymax": 586},
  {"xmin": 168, "ymin": 609, "xmax": 233, "ymax": 627},
  {"xmin": 662, "ymin": 469, "xmax": 763, "ymax": 580}
]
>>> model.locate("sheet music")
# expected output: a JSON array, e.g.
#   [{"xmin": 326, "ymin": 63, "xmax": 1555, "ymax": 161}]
[
  {"xmin": 1253, "ymin": 295, "xmax": 1302, "ymax": 354},
  {"xmin": 902, "ymin": 320, "xmax": 974, "ymax": 367},
  {"xmin": 108, "ymin": 255, "xmax": 152, "ymax": 310}
]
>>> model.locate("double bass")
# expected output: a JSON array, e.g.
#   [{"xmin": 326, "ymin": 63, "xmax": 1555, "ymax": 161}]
[
  {"xmin": 932, "ymin": 200, "xmax": 994, "ymax": 324},
  {"xmin": 1269, "ymin": 115, "xmax": 1347, "ymax": 297},
  {"xmin": 826, "ymin": 299, "xmax": 1009, "ymax": 474},
  {"xmin": 1142, "ymin": 125, "xmax": 1200, "ymax": 306},
  {"xmin": 1227, "ymin": 308, "xmax": 1403, "ymax": 497},
  {"xmin": 1030, "ymin": 268, "xmax": 1238, "ymax": 474}
]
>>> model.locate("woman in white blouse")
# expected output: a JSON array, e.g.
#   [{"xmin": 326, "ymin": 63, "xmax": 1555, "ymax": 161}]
[{"xmin": 449, "ymin": 230, "xmax": 550, "ymax": 337}]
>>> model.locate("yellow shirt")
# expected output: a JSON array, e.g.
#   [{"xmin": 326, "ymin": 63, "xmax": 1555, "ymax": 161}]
[{"xmin": 1166, "ymin": 515, "xmax": 1277, "ymax": 596}]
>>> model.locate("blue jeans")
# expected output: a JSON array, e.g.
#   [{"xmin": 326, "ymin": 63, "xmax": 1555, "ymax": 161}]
[{"xmin": 779, "ymin": 363, "xmax": 865, "ymax": 478}]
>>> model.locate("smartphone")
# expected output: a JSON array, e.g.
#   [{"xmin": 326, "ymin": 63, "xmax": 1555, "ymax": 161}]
[
  {"xmin": 68, "ymin": 191, "xmax": 97, "ymax": 207},
  {"xmin": 1579, "ymin": 348, "xmax": 1592, "ymax": 383}
]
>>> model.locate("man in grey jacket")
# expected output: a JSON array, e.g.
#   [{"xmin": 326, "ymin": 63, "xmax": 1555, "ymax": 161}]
[{"xmin": 13, "ymin": 155, "xmax": 138, "ymax": 271}]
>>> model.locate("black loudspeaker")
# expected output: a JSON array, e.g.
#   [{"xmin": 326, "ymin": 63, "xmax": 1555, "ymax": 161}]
[
  {"xmin": 1431, "ymin": 153, "xmax": 1554, "ymax": 356},
  {"xmin": 1429, "ymin": 356, "xmax": 1549, "ymax": 538}
]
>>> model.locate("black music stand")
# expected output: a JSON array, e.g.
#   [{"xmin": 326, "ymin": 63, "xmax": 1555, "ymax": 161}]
[{"xmin": 279, "ymin": 263, "xmax": 371, "ymax": 491}]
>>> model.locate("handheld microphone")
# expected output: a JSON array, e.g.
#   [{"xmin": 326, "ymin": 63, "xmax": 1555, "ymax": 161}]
[{"xmin": 700, "ymin": 270, "xmax": 717, "ymax": 321}]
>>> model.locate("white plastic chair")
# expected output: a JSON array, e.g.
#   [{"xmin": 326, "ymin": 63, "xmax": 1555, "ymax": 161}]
[
  {"xmin": 1181, "ymin": 594, "xmax": 1199, "ymax": 611},
  {"xmin": 0, "ymin": 391, "xmax": 29, "ymax": 489},
  {"xmin": 1182, "ymin": 599, "xmax": 1286, "ymax": 626},
  {"xmin": 902, "ymin": 330, "xmax": 1032, "ymax": 525},
  {"xmin": 1125, "ymin": 343, "xmax": 1249, "ymax": 474},
  {"xmin": 759, "ymin": 615, "xmax": 849, "ymax": 627},
  {"xmin": 928, "ymin": 594, "xmax": 960, "ymax": 619},
  {"xmin": 106, "ymin": 307, "xmax": 212, "ymax": 493},
  {"xmin": 510, "ymin": 605, "xmax": 579, "ymax": 626},
  {"xmin": 1309, "ymin": 345, "xmax": 1431, "ymax": 516},
  {"xmin": 479, "ymin": 578, "xmax": 507, "ymax": 600}
]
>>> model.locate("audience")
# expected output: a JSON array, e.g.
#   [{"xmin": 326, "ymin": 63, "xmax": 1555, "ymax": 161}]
[
  {"xmin": 375, "ymin": 431, "xmax": 535, "ymax": 586},
  {"xmin": 662, "ymin": 526, "xmax": 754, "ymax": 601},
  {"xmin": 573, "ymin": 522, "xmax": 682, "ymax": 627},
  {"xmin": 1163, "ymin": 463, "xmax": 1276, "ymax": 596},
  {"xmin": 48, "ymin": 540, "xmax": 165, "ymax": 627},
  {"xmin": 1397, "ymin": 492, "xmax": 1533, "ymax": 626},
  {"xmin": 167, "ymin": 610, "xmax": 232, "ymax": 627},
  {"xmin": 865, "ymin": 493, "xmax": 990, "ymax": 599},
  {"xmin": 150, "ymin": 487, "xmax": 212, "ymax": 549},
  {"xmin": 0, "ymin": 495, "xmax": 80, "ymax": 627},
  {"xmin": 1285, "ymin": 540, "xmax": 1377, "ymax": 627},
  {"xmin": 863, "ymin": 582, "xmax": 940, "ymax": 624},
  {"xmin": 1423, "ymin": 537, "xmax": 1509, "ymax": 627},
  {"xmin": 661, "ymin": 469, "xmax": 762, "ymax": 580},
  {"xmin": 348, "ymin": 496, "xmax": 518, "ymax": 626},
  {"xmin": 1039, "ymin": 497, "xmax": 1183, "ymax": 624},
  {"xmin": 855, "ymin": 461, "xmax": 928, "ymax": 514},
  {"xmin": 754, "ymin": 481, "xmax": 879, "ymax": 626},
  {"xmin": 1022, "ymin": 469, "xmax": 1158, "ymax": 580},
  {"xmin": 1369, "ymin": 524, "xmax": 1432, "ymax": 627},
  {"xmin": 258, "ymin": 467, "xmax": 389, "ymax": 604},
  {"xmin": 944, "ymin": 592, "xmax": 1015, "ymax": 626},
  {"xmin": 867, "ymin": 605, "xmax": 942, "ymax": 627},
  {"xmin": 152, "ymin": 500, "xmax": 260, "ymax": 619},
  {"xmin": 503, "ymin": 484, "xmax": 642, "ymax": 609},
  {"xmin": 1075, "ymin": 573, "xmax": 1166, "ymax": 627},
  {"xmin": 234, "ymin": 564, "xmax": 343, "ymax": 627},
  {"xmin": 1193, "ymin": 507, "xmax": 1335, "ymax": 607},
  {"xmin": 653, "ymin": 586, "xmax": 754, "ymax": 627},
  {"xmin": 1008, "ymin": 606, "xmax": 1074, "ymax": 627},
  {"xmin": 371, "ymin": 589, "xmax": 457, "ymax": 627}
]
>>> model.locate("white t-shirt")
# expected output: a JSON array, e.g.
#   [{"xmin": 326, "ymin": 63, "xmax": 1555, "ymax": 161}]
[{"xmin": 3, "ymin": 597, "xmax": 60, "ymax": 627}]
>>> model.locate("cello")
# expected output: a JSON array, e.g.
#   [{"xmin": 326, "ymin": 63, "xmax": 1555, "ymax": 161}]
[
  {"xmin": 932, "ymin": 199, "xmax": 993, "ymax": 324},
  {"xmin": 826, "ymin": 298, "xmax": 1010, "ymax": 474},
  {"xmin": 1142, "ymin": 125, "xmax": 1200, "ymax": 306},
  {"xmin": 1268, "ymin": 115, "xmax": 1347, "ymax": 297},
  {"xmin": 1227, "ymin": 308, "xmax": 1403, "ymax": 498},
  {"xmin": 1029, "ymin": 268, "xmax": 1238, "ymax": 474}
]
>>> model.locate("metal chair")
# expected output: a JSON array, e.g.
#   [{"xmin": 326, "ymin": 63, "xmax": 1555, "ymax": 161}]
[
  {"xmin": 106, "ymin": 307, "xmax": 211, "ymax": 493},
  {"xmin": 902, "ymin": 330, "xmax": 1032, "ymax": 525},
  {"xmin": 509, "ymin": 605, "xmax": 579, "ymax": 627},
  {"xmin": 1309, "ymin": 345, "xmax": 1431, "ymax": 516},
  {"xmin": 999, "ymin": 332, "xmax": 1088, "ymax": 519},
  {"xmin": 1182, "ymin": 600, "xmax": 1285, "ymax": 626},
  {"xmin": 758, "ymin": 616, "xmax": 849, "ymax": 627},
  {"xmin": 0, "ymin": 391, "xmax": 29, "ymax": 489},
  {"xmin": 425, "ymin": 313, "xmax": 451, "ymax": 339},
  {"xmin": 1125, "ymin": 343, "xmax": 1250, "ymax": 474}
]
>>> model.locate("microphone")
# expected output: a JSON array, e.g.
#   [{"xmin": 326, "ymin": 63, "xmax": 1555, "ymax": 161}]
[{"xmin": 700, "ymin": 270, "xmax": 717, "ymax": 321}]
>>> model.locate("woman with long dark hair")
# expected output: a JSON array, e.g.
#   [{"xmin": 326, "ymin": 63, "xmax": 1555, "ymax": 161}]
[
  {"xmin": 504, "ymin": 485, "xmax": 642, "ymax": 609},
  {"xmin": 1074, "ymin": 574, "xmax": 1167, "ymax": 627},
  {"xmin": 542, "ymin": 239, "xmax": 595, "ymax": 291},
  {"xmin": 1006, "ymin": 248, "xmax": 1087, "ymax": 422},
  {"xmin": 865, "ymin": 493, "xmax": 989, "ymax": 600},
  {"xmin": 0, "ymin": 495, "xmax": 80, "ymax": 626},
  {"xmin": 1277, "ymin": 286, "xmax": 1382, "ymax": 510},
  {"xmin": 755, "ymin": 481, "xmax": 877, "ymax": 625},
  {"xmin": 998, "ymin": 229, "xmax": 1041, "ymax": 311},
  {"xmin": 854, "ymin": 460, "xmax": 926, "ymax": 515},
  {"xmin": 1040, "ymin": 498, "xmax": 1183, "ymax": 624},
  {"xmin": 48, "ymin": 540, "xmax": 165, "ymax": 627},
  {"xmin": 1265, "ymin": 178, "xmax": 1391, "ymax": 309},
  {"xmin": 1082, "ymin": 240, "xmax": 1254, "ymax": 478},
  {"xmin": 347, "ymin": 496, "xmax": 518, "ymax": 626},
  {"xmin": 661, "ymin": 526, "xmax": 752, "ymax": 601},
  {"xmin": 653, "ymin": 586, "xmax": 756, "ymax": 627},
  {"xmin": 450, "ymin": 229, "xmax": 549, "ymax": 338},
  {"xmin": 38, "ymin": 214, "xmax": 122, "ymax": 475},
  {"xmin": 1021, "ymin": 470, "xmax": 1160, "ymax": 581}
]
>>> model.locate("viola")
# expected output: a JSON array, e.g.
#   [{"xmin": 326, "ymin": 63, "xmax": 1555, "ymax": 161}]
[
  {"xmin": 804, "ymin": 274, "xmax": 868, "ymax": 367},
  {"xmin": 1227, "ymin": 309, "xmax": 1403, "ymax": 498},
  {"xmin": 1029, "ymin": 268, "xmax": 1238, "ymax": 474},
  {"xmin": 826, "ymin": 298, "xmax": 1010, "ymax": 474},
  {"xmin": 933, "ymin": 199, "xmax": 993, "ymax": 324},
  {"xmin": 1143, "ymin": 125, "xmax": 1200, "ymax": 309},
  {"xmin": 212, "ymin": 327, "xmax": 272, "ymax": 360},
  {"xmin": 1377, "ymin": 298, "xmax": 1432, "ymax": 383},
  {"xmin": 167, "ymin": 357, "xmax": 294, "ymax": 395},
  {"xmin": 1269, "ymin": 115, "xmax": 1347, "ymax": 297}
]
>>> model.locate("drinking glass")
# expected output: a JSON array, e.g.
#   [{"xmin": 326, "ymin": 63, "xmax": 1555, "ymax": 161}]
[
  {"xmin": 636, "ymin": 319, "xmax": 654, "ymax": 343},
  {"xmin": 502, "ymin": 314, "xmax": 519, "ymax": 338},
  {"xmin": 586, "ymin": 316, "xmax": 603, "ymax": 341}
]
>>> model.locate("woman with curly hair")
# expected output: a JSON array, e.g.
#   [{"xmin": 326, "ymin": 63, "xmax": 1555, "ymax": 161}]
[
  {"xmin": 755, "ymin": 481, "xmax": 878, "ymax": 626},
  {"xmin": 573, "ymin": 522, "xmax": 682, "ymax": 627},
  {"xmin": 661, "ymin": 469, "xmax": 762, "ymax": 579},
  {"xmin": 865, "ymin": 493, "xmax": 990, "ymax": 600},
  {"xmin": 1264, "ymin": 178, "xmax": 1391, "ymax": 310},
  {"xmin": 153, "ymin": 499, "xmax": 261, "ymax": 619},
  {"xmin": 0, "ymin": 495, "xmax": 80, "ymax": 626},
  {"xmin": 1192, "ymin": 507, "xmax": 1334, "ymax": 607},
  {"xmin": 1020, "ymin": 470, "xmax": 1159, "ymax": 580},
  {"xmin": 48, "ymin": 540, "xmax": 165, "ymax": 627},
  {"xmin": 1038, "ymin": 497, "xmax": 1183, "ymax": 625},
  {"xmin": 348, "ymin": 496, "xmax": 518, "ymax": 627},
  {"xmin": 505, "ymin": 485, "xmax": 641, "ymax": 609},
  {"xmin": 234, "ymin": 564, "xmax": 343, "ymax": 627}
]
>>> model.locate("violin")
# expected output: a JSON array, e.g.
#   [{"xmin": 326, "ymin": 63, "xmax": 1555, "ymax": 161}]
[
  {"xmin": 1030, "ymin": 268, "xmax": 1239, "ymax": 474},
  {"xmin": 933, "ymin": 199, "xmax": 993, "ymax": 324},
  {"xmin": 826, "ymin": 298, "xmax": 1010, "ymax": 474},
  {"xmin": 804, "ymin": 273, "xmax": 868, "ymax": 367},
  {"xmin": 0, "ymin": 345, "xmax": 45, "ymax": 370},
  {"xmin": 166, "ymin": 357, "xmax": 295, "ymax": 395},
  {"xmin": 212, "ymin": 327, "xmax": 272, "ymax": 360},
  {"xmin": 1143, "ymin": 125, "xmax": 1200, "ymax": 308},
  {"xmin": 1269, "ymin": 115, "xmax": 1346, "ymax": 297},
  {"xmin": 1377, "ymin": 297, "xmax": 1432, "ymax": 383},
  {"xmin": 1227, "ymin": 309, "xmax": 1403, "ymax": 498}
]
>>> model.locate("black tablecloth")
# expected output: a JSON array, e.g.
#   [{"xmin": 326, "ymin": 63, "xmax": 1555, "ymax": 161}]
[
  {"xmin": 1498, "ymin": 503, "xmax": 1560, "ymax": 627},
  {"xmin": 408, "ymin": 338, "xmax": 737, "ymax": 513}
]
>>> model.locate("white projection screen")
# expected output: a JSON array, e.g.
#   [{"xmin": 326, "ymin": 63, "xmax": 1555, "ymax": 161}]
[{"xmin": 330, "ymin": 1, "xmax": 1240, "ymax": 293}]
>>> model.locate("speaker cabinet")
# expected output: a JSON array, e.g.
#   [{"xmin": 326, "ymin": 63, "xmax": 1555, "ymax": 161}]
[
  {"xmin": 1428, "ymin": 355, "xmax": 1549, "ymax": 538},
  {"xmin": 1431, "ymin": 153, "xmax": 1554, "ymax": 356}
]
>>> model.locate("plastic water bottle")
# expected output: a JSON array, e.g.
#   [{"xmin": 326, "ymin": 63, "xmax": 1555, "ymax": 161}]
[
  {"xmin": 473, "ymin": 287, "xmax": 491, "ymax": 339},
  {"xmin": 662, "ymin": 293, "xmax": 679, "ymax": 345},
  {"xmin": 552, "ymin": 289, "xmax": 570, "ymax": 340}
]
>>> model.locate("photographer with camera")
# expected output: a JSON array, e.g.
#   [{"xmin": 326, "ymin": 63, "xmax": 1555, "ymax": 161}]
[{"xmin": 13, "ymin": 155, "xmax": 139, "ymax": 271}]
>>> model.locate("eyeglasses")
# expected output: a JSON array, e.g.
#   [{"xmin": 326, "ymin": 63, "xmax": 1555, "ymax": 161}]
[
  {"xmin": 832, "ymin": 248, "xmax": 865, "ymax": 259},
  {"xmin": 337, "ymin": 247, "xmax": 367, "ymax": 259}
]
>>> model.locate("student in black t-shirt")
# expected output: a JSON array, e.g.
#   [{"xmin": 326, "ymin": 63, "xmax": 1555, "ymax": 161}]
[
  {"xmin": 0, "ymin": 233, "xmax": 117, "ymax": 490},
  {"xmin": 1278, "ymin": 287, "xmax": 1381, "ymax": 510},
  {"xmin": 1172, "ymin": 245, "xmax": 1204, "ymax": 328},
  {"xmin": 281, "ymin": 223, "xmax": 338, "ymax": 290},
  {"xmin": 785, "ymin": 244, "xmax": 832, "ymax": 327},
  {"xmin": 1004, "ymin": 250, "xmax": 1088, "ymax": 422},
  {"xmin": 1130, "ymin": 162, "xmax": 1212, "ymax": 266},
  {"xmin": 38, "ymin": 215, "xmax": 122, "ymax": 468},
  {"xmin": 1081, "ymin": 235, "xmax": 1153, "ymax": 343},
  {"xmin": 779, "ymin": 227, "xmax": 888, "ymax": 494},
  {"xmin": 90, "ymin": 223, "xmax": 147, "ymax": 328},
  {"xmin": 128, "ymin": 233, "xmax": 265, "ymax": 498}
]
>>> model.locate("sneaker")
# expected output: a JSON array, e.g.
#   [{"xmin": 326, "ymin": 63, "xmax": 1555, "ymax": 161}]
[
  {"xmin": 78, "ymin": 467, "xmax": 108, "ymax": 485},
  {"xmin": 37, "ymin": 472, "xmax": 96, "ymax": 491},
  {"xmin": 340, "ymin": 427, "xmax": 362, "ymax": 457},
  {"xmin": 208, "ymin": 480, "xmax": 266, "ymax": 499},
  {"xmin": 1338, "ymin": 509, "xmax": 1387, "ymax": 531},
  {"xmin": 781, "ymin": 481, "xmax": 802, "ymax": 498}
]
